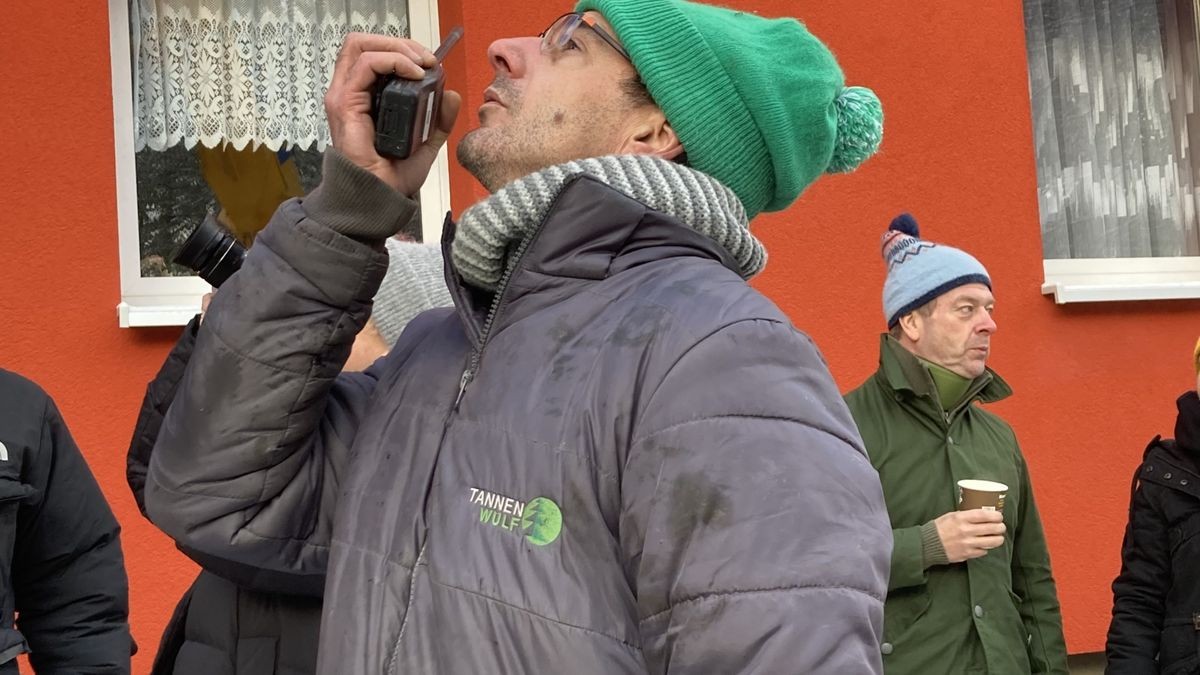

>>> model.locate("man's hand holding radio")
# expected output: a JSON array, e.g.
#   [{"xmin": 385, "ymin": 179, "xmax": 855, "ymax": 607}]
[{"xmin": 324, "ymin": 33, "xmax": 462, "ymax": 196}]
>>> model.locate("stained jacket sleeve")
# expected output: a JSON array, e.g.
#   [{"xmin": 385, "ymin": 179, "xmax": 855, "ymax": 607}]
[
  {"xmin": 622, "ymin": 318, "xmax": 891, "ymax": 674},
  {"xmin": 145, "ymin": 150, "xmax": 417, "ymax": 580},
  {"xmin": 1105, "ymin": 461, "xmax": 1169, "ymax": 674},
  {"xmin": 14, "ymin": 396, "xmax": 132, "ymax": 674},
  {"xmin": 129, "ymin": 317, "xmax": 326, "ymax": 596},
  {"xmin": 1009, "ymin": 452, "xmax": 1069, "ymax": 674}
]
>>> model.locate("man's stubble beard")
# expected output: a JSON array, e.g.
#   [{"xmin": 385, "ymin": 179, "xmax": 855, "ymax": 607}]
[
  {"xmin": 456, "ymin": 80, "xmax": 535, "ymax": 193},
  {"xmin": 457, "ymin": 88, "xmax": 630, "ymax": 193},
  {"xmin": 457, "ymin": 127, "xmax": 519, "ymax": 193}
]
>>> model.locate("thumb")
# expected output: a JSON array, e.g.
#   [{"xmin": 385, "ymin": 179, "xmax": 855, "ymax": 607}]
[{"xmin": 414, "ymin": 89, "xmax": 462, "ymax": 163}]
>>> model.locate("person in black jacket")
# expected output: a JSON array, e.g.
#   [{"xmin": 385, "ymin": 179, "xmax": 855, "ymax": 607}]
[
  {"xmin": 1107, "ymin": 339, "xmax": 1200, "ymax": 674},
  {"xmin": 0, "ymin": 369, "xmax": 132, "ymax": 674},
  {"xmin": 126, "ymin": 241, "xmax": 450, "ymax": 675}
]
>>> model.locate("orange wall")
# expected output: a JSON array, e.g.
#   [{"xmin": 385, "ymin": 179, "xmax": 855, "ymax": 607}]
[
  {"xmin": 0, "ymin": 0, "xmax": 1194, "ymax": 668},
  {"xmin": 0, "ymin": 5, "xmax": 200, "ymax": 672}
]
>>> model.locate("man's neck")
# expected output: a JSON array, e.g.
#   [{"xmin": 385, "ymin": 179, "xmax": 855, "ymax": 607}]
[{"xmin": 918, "ymin": 358, "xmax": 972, "ymax": 412}]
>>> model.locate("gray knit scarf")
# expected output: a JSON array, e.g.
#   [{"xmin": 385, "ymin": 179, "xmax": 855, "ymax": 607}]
[{"xmin": 451, "ymin": 155, "xmax": 766, "ymax": 291}]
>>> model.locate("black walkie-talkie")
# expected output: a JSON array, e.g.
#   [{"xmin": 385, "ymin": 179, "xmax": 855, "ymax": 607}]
[{"xmin": 372, "ymin": 26, "xmax": 464, "ymax": 160}]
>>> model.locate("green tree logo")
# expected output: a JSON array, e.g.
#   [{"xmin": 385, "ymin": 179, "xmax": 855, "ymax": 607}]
[{"xmin": 521, "ymin": 497, "xmax": 562, "ymax": 546}]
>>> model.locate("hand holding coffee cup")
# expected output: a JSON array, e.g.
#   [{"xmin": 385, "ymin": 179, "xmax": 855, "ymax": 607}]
[
  {"xmin": 957, "ymin": 479, "xmax": 1008, "ymax": 512},
  {"xmin": 934, "ymin": 508, "xmax": 1006, "ymax": 563}
]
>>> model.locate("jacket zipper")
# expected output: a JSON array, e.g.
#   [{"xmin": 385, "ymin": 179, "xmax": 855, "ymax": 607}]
[
  {"xmin": 400, "ymin": 206, "xmax": 564, "ymax": 665},
  {"xmin": 416, "ymin": 219, "xmax": 552, "ymax": 533},
  {"xmin": 453, "ymin": 209, "xmax": 557, "ymax": 411},
  {"xmin": 941, "ymin": 372, "xmax": 995, "ymax": 429}
]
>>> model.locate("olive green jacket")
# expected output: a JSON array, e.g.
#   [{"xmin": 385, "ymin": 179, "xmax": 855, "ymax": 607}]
[{"xmin": 844, "ymin": 336, "xmax": 1068, "ymax": 675}]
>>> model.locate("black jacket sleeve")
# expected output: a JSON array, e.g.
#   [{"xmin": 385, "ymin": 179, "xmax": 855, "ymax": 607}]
[
  {"xmin": 128, "ymin": 316, "xmax": 201, "ymax": 518},
  {"xmin": 13, "ymin": 389, "xmax": 132, "ymax": 673},
  {"xmin": 1105, "ymin": 445, "xmax": 1171, "ymax": 674}
]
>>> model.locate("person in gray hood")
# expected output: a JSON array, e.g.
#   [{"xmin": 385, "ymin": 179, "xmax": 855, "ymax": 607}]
[{"xmin": 146, "ymin": 0, "xmax": 893, "ymax": 672}]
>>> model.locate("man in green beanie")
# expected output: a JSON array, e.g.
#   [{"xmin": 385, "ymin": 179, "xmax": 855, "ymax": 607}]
[{"xmin": 145, "ymin": 2, "xmax": 891, "ymax": 673}]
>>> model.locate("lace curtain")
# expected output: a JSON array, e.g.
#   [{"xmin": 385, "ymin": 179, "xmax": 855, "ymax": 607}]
[
  {"xmin": 1023, "ymin": 0, "xmax": 1200, "ymax": 258},
  {"xmin": 131, "ymin": 0, "xmax": 409, "ymax": 152}
]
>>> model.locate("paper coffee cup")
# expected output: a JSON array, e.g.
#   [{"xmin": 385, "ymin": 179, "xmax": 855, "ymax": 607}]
[{"xmin": 957, "ymin": 479, "xmax": 1008, "ymax": 513}]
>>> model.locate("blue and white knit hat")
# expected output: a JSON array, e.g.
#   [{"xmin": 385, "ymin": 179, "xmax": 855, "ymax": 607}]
[{"xmin": 882, "ymin": 213, "xmax": 990, "ymax": 328}]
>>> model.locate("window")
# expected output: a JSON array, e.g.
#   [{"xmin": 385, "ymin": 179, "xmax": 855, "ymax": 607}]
[
  {"xmin": 108, "ymin": 0, "xmax": 452, "ymax": 326},
  {"xmin": 1022, "ymin": 0, "xmax": 1200, "ymax": 302}
]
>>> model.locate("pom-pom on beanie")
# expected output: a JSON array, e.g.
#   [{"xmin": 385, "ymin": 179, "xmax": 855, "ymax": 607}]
[{"xmin": 576, "ymin": 0, "xmax": 884, "ymax": 218}]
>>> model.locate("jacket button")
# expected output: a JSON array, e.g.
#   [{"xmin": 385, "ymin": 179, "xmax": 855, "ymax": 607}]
[
  {"xmin": 974, "ymin": 605, "xmax": 985, "ymax": 618},
  {"xmin": 1164, "ymin": 472, "xmax": 1173, "ymax": 480},
  {"xmin": 1182, "ymin": 479, "xmax": 1190, "ymax": 486},
  {"xmin": 881, "ymin": 643, "xmax": 894, "ymax": 655},
  {"xmin": 1146, "ymin": 465, "xmax": 1154, "ymax": 472}
]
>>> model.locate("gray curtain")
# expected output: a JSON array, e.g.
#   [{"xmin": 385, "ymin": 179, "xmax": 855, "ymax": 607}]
[{"xmin": 1023, "ymin": 0, "xmax": 1200, "ymax": 258}]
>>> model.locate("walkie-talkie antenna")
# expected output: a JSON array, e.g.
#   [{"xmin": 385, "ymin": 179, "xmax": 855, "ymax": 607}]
[{"xmin": 433, "ymin": 26, "xmax": 464, "ymax": 65}]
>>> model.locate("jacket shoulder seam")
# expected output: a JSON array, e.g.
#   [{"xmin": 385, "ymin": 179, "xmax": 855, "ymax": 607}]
[
  {"xmin": 208, "ymin": 320, "xmax": 314, "ymax": 377},
  {"xmin": 639, "ymin": 583, "xmax": 885, "ymax": 624},
  {"xmin": 627, "ymin": 315, "xmax": 798, "ymax": 423},
  {"xmin": 631, "ymin": 412, "xmax": 860, "ymax": 454}
]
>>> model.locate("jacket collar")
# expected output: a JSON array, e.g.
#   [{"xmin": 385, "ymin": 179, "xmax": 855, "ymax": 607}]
[
  {"xmin": 876, "ymin": 334, "xmax": 1012, "ymax": 406},
  {"xmin": 442, "ymin": 175, "xmax": 741, "ymax": 348},
  {"xmin": 1175, "ymin": 391, "xmax": 1200, "ymax": 456}
]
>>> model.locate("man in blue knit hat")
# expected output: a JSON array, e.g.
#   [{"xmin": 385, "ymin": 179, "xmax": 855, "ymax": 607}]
[
  {"xmin": 145, "ymin": 1, "xmax": 893, "ymax": 672},
  {"xmin": 844, "ymin": 214, "xmax": 1068, "ymax": 674}
]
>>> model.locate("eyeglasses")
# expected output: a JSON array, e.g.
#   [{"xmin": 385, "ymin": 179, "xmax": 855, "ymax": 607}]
[{"xmin": 539, "ymin": 12, "xmax": 631, "ymax": 63}]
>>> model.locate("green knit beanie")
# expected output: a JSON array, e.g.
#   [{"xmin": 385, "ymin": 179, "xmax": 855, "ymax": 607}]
[{"xmin": 574, "ymin": 0, "xmax": 883, "ymax": 218}]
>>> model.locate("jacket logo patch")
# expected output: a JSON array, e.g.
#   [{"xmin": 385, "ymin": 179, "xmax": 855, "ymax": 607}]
[
  {"xmin": 0, "ymin": 441, "xmax": 7, "ymax": 461},
  {"xmin": 468, "ymin": 488, "xmax": 562, "ymax": 546}
]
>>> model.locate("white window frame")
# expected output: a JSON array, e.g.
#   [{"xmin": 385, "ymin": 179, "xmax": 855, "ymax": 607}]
[
  {"xmin": 1042, "ymin": 257, "xmax": 1200, "ymax": 304},
  {"xmin": 107, "ymin": 0, "xmax": 453, "ymax": 327},
  {"xmin": 1034, "ymin": 0, "xmax": 1200, "ymax": 305}
]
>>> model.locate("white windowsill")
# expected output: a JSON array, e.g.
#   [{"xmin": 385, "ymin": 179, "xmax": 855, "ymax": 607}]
[
  {"xmin": 1042, "ymin": 257, "xmax": 1200, "ymax": 303},
  {"xmin": 118, "ymin": 300, "xmax": 204, "ymax": 328}
]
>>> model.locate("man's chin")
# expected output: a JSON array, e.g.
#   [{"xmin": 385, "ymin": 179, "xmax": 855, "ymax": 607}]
[
  {"xmin": 965, "ymin": 360, "xmax": 989, "ymax": 379},
  {"xmin": 456, "ymin": 134, "xmax": 507, "ymax": 193}
]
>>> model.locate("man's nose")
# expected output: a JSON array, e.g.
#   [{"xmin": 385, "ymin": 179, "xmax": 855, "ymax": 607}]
[
  {"xmin": 487, "ymin": 36, "xmax": 540, "ymax": 79},
  {"xmin": 978, "ymin": 312, "xmax": 997, "ymax": 335}
]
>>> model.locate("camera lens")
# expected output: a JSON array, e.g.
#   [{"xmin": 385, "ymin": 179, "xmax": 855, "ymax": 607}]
[{"xmin": 172, "ymin": 213, "xmax": 246, "ymax": 288}]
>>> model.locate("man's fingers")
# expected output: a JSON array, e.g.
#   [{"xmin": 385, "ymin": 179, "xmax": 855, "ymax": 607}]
[
  {"xmin": 340, "ymin": 52, "xmax": 428, "ymax": 96},
  {"xmin": 199, "ymin": 292, "xmax": 214, "ymax": 325},
  {"xmin": 965, "ymin": 522, "xmax": 1007, "ymax": 537},
  {"xmin": 974, "ymin": 535, "xmax": 1006, "ymax": 550},
  {"xmin": 960, "ymin": 508, "xmax": 1004, "ymax": 523},
  {"xmin": 335, "ymin": 33, "xmax": 436, "ymax": 76}
]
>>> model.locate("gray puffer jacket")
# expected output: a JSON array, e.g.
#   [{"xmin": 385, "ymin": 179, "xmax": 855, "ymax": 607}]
[{"xmin": 146, "ymin": 155, "xmax": 891, "ymax": 674}]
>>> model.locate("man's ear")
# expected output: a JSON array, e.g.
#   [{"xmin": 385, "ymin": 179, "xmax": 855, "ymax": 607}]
[
  {"xmin": 898, "ymin": 312, "xmax": 922, "ymax": 343},
  {"xmin": 617, "ymin": 112, "xmax": 683, "ymax": 160}
]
